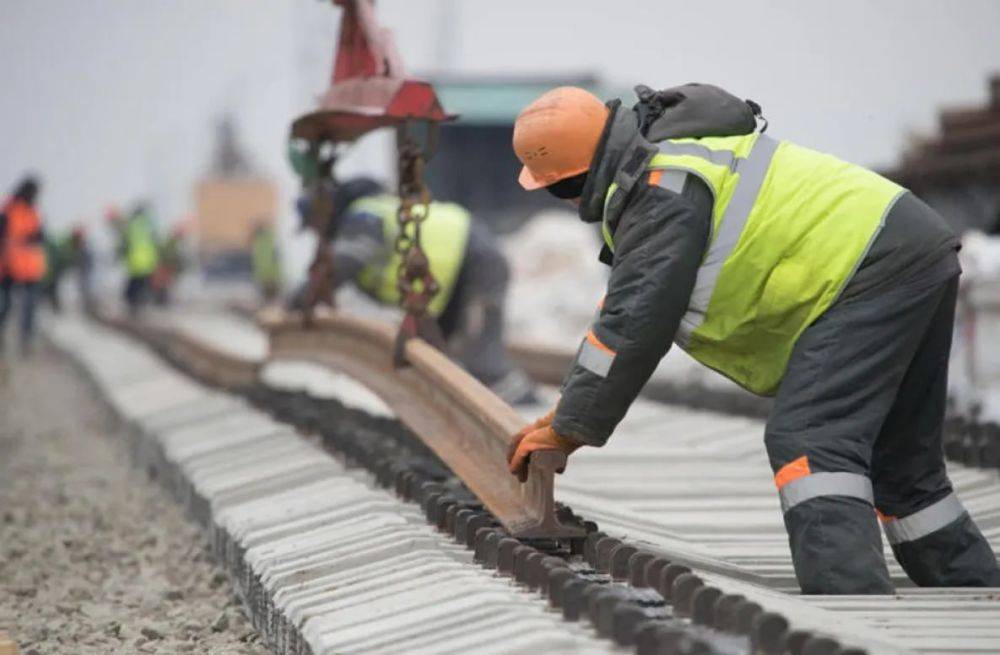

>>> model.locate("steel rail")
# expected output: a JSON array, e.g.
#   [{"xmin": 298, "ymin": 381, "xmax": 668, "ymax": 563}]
[
  {"xmin": 165, "ymin": 329, "xmax": 260, "ymax": 390},
  {"xmin": 98, "ymin": 308, "xmax": 582, "ymax": 539},
  {"xmin": 97, "ymin": 313, "xmax": 261, "ymax": 391},
  {"xmin": 230, "ymin": 306, "xmax": 775, "ymax": 417},
  {"xmin": 251, "ymin": 310, "xmax": 585, "ymax": 540}
]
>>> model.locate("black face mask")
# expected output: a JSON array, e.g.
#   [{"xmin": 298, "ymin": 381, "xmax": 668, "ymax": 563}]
[{"xmin": 545, "ymin": 172, "xmax": 588, "ymax": 200}]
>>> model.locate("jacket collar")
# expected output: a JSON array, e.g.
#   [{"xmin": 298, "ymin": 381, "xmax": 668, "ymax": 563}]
[{"xmin": 578, "ymin": 100, "xmax": 657, "ymax": 227}]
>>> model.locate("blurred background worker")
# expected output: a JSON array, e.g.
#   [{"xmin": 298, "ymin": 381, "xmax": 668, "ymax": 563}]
[
  {"xmin": 40, "ymin": 227, "xmax": 75, "ymax": 312},
  {"xmin": 151, "ymin": 223, "xmax": 187, "ymax": 306},
  {"xmin": 68, "ymin": 224, "xmax": 96, "ymax": 314},
  {"xmin": 298, "ymin": 177, "xmax": 537, "ymax": 405},
  {"xmin": 0, "ymin": 175, "xmax": 47, "ymax": 354},
  {"xmin": 507, "ymin": 85, "xmax": 1000, "ymax": 594},
  {"xmin": 115, "ymin": 202, "xmax": 159, "ymax": 316},
  {"xmin": 251, "ymin": 221, "xmax": 282, "ymax": 303}
]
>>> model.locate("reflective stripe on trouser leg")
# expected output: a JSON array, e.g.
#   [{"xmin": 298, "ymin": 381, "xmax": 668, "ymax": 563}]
[
  {"xmin": 779, "ymin": 472, "xmax": 875, "ymax": 513},
  {"xmin": 772, "ymin": 458, "xmax": 891, "ymax": 592},
  {"xmin": 784, "ymin": 493, "xmax": 894, "ymax": 594},
  {"xmin": 880, "ymin": 492, "xmax": 967, "ymax": 545}
]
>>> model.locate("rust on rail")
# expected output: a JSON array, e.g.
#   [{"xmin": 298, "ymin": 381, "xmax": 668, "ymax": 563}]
[{"xmin": 260, "ymin": 310, "xmax": 584, "ymax": 539}]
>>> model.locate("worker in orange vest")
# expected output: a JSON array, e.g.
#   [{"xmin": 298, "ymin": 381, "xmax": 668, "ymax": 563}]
[{"xmin": 0, "ymin": 175, "xmax": 47, "ymax": 353}]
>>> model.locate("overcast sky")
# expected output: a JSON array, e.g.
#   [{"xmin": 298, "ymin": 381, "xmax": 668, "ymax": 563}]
[{"xmin": 2, "ymin": 0, "xmax": 999, "ymax": 251}]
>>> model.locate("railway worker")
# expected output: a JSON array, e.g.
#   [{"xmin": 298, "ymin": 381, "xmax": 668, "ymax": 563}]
[
  {"xmin": 151, "ymin": 223, "xmax": 187, "ymax": 306},
  {"xmin": 297, "ymin": 177, "xmax": 537, "ymax": 406},
  {"xmin": 68, "ymin": 224, "xmax": 96, "ymax": 314},
  {"xmin": 251, "ymin": 221, "xmax": 282, "ymax": 303},
  {"xmin": 507, "ymin": 85, "xmax": 1000, "ymax": 594},
  {"xmin": 40, "ymin": 228, "xmax": 75, "ymax": 313},
  {"xmin": 0, "ymin": 175, "xmax": 47, "ymax": 354},
  {"xmin": 115, "ymin": 203, "xmax": 159, "ymax": 316}
]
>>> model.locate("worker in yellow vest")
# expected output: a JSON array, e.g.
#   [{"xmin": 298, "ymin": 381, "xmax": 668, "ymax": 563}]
[
  {"xmin": 297, "ymin": 178, "xmax": 536, "ymax": 405},
  {"xmin": 507, "ymin": 85, "xmax": 1000, "ymax": 594},
  {"xmin": 115, "ymin": 203, "xmax": 159, "ymax": 316},
  {"xmin": 251, "ymin": 222, "xmax": 282, "ymax": 303}
]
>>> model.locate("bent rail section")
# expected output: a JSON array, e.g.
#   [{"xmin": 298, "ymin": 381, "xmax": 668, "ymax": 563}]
[
  {"xmin": 97, "ymin": 309, "xmax": 582, "ymax": 539},
  {"xmin": 260, "ymin": 311, "xmax": 584, "ymax": 539},
  {"xmin": 97, "ymin": 313, "xmax": 261, "ymax": 391}
]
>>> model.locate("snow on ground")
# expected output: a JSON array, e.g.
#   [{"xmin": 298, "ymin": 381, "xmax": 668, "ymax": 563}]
[
  {"xmin": 952, "ymin": 232, "xmax": 1000, "ymax": 420},
  {"xmin": 501, "ymin": 210, "xmax": 751, "ymax": 394},
  {"xmin": 260, "ymin": 359, "xmax": 394, "ymax": 418},
  {"xmin": 502, "ymin": 210, "xmax": 608, "ymax": 347},
  {"xmin": 960, "ymin": 231, "xmax": 1000, "ymax": 284}
]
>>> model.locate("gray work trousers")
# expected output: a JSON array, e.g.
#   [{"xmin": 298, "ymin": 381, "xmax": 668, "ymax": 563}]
[
  {"xmin": 0, "ymin": 278, "xmax": 39, "ymax": 350},
  {"xmin": 765, "ymin": 268, "xmax": 1000, "ymax": 594},
  {"xmin": 443, "ymin": 236, "xmax": 536, "ymax": 405},
  {"xmin": 438, "ymin": 223, "xmax": 535, "ymax": 405}
]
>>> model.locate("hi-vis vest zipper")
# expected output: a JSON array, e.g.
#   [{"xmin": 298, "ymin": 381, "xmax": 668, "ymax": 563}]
[
  {"xmin": 603, "ymin": 133, "xmax": 905, "ymax": 395},
  {"xmin": 352, "ymin": 194, "xmax": 471, "ymax": 318}
]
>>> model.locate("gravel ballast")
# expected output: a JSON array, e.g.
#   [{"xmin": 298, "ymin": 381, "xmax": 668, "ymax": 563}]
[{"xmin": 0, "ymin": 344, "xmax": 267, "ymax": 654}]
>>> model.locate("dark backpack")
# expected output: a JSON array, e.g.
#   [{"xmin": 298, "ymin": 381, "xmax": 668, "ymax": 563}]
[{"xmin": 633, "ymin": 83, "xmax": 766, "ymax": 142}]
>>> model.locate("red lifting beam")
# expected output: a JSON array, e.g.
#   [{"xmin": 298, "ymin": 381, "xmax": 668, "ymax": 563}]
[{"xmin": 291, "ymin": 0, "xmax": 455, "ymax": 143}]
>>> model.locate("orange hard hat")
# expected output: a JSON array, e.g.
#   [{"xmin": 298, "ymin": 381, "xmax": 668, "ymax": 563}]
[{"xmin": 513, "ymin": 86, "xmax": 609, "ymax": 191}]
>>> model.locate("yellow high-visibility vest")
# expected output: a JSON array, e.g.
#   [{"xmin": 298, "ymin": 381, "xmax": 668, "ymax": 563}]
[
  {"xmin": 603, "ymin": 134, "xmax": 903, "ymax": 395},
  {"xmin": 352, "ymin": 194, "xmax": 471, "ymax": 318},
  {"xmin": 252, "ymin": 228, "xmax": 281, "ymax": 286},
  {"xmin": 126, "ymin": 214, "xmax": 159, "ymax": 276}
]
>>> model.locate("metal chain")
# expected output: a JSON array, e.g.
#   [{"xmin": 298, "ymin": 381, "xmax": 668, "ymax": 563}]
[
  {"xmin": 302, "ymin": 143, "xmax": 337, "ymax": 326},
  {"xmin": 394, "ymin": 123, "xmax": 440, "ymax": 320}
]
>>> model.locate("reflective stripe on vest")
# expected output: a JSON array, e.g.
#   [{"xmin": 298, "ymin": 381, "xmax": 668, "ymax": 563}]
[
  {"xmin": 353, "ymin": 194, "xmax": 471, "ymax": 318},
  {"xmin": 659, "ymin": 140, "xmax": 739, "ymax": 170},
  {"xmin": 880, "ymin": 492, "xmax": 966, "ymax": 545},
  {"xmin": 602, "ymin": 133, "xmax": 903, "ymax": 395},
  {"xmin": 679, "ymin": 135, "xmax": 780, "ymax": 344},
  {"xmin": 778, "ymin": 471, "xmax": 874, "ymax": 513},
  {"xmin": 650, "ymin": 169, "xmax": 689, "ymax": 195}
]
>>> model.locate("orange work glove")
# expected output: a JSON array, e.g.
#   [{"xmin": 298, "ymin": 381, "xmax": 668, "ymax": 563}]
[
  {"xmin": 512, "ymin": 406, "xmax": 556, "ymax": 443},
  {"xmin": 507, "ymin": 424, "xmax": 582, "ymax": 483}
]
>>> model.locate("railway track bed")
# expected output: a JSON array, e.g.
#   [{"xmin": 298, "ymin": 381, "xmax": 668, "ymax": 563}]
[
  {"xmin": 47, "ymin": 316, "xmax": 619, "ymax": 655},
  {"xmin": 44, "ymin": 309, "xmax": 1000, "ymax": 655}
]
